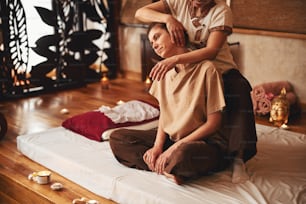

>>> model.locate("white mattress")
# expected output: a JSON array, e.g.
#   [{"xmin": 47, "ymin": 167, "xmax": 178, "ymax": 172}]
[{"xmin": 17, "ymin": 124, "xmax": 306, "ymax": 204}]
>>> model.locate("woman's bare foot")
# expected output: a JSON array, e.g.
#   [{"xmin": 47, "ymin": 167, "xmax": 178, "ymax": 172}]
[
  {"xmin": 163, "ymin": 172, "xmax": 184, "ymax": 185},
  {"xmin": 232, "ymin": 158, "xmax": 249, "ymax": 184}
]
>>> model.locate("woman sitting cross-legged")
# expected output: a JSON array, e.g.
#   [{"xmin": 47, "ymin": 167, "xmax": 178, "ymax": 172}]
[{"xmin": 109, "ymin": 22, "xmax": 232, "ymax": 185}]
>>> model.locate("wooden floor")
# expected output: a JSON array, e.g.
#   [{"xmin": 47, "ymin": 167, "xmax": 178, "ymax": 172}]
[{"xmin": 0, "ymin": 78, "xmax": 305, "ymax": 204}]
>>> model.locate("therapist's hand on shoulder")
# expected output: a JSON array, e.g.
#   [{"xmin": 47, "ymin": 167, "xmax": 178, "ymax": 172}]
[{"xmin": 149, "ymin": 56, "xmax": 178, "ymax": 81}]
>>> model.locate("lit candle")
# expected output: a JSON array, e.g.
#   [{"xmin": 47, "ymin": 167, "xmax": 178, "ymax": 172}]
[
  {"xmin": 101, "ymin": 73, "xmax": 109, "ymax": 89},
  {"xmin": 144, "ymin": 76, "xmax": 152, "ymax": 91},
  {"xmin": 116, "ymin": 100, "xmax": 125, "ymax": 105}
]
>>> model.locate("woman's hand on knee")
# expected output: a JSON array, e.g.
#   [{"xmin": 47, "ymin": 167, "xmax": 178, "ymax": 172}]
[
  {"xmin": 143, "ymin": 147, "xmax": 162, "ymax": 171},
  {"xmin": 154, "ymin": 147, "xmax": 175, "ymax": 174}
]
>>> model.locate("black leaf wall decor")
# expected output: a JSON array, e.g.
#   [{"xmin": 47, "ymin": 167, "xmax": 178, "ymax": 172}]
[
  {"xmin": 0, "ymin": 0, "xmax": 118, "ymax": 98},
  {"xmin": 0, "ymin": 0, "xmax": 29, "ymax": 97}
]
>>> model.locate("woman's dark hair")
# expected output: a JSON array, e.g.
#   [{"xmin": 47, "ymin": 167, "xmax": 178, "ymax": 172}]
[
  {"xmin": 147, "ymin": 22, "xmax": 189, "ymax": 46},
  {"xmin": 147, "ymin": 22, "xmax": 167, "ymax": 36}
]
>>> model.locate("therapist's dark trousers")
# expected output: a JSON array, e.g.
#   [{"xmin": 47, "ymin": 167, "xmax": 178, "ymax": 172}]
[{"xmin": 221, "ymin": 69, "xmax": 257, "ymax": 162}]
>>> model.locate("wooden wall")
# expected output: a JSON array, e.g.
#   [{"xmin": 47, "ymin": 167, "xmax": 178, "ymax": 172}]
[{"xmin": 231, "ymin": 0, "xmax": 306, "ymax": 35}]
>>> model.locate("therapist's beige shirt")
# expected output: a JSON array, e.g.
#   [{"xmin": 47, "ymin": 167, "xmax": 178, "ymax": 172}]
[{"xmin": 164, "ymin": 0, "xmax": 237, "ymax": 73}]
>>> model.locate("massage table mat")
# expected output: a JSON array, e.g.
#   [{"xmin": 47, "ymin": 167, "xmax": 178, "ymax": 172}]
[{"xmin": 17, "ymin": 124, "xmax": 306, "ymax": 204}]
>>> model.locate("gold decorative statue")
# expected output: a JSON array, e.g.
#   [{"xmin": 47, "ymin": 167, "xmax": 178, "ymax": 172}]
[{"xmin": 269, "ymin": 88, "xmax": 290, "ymax": 127}]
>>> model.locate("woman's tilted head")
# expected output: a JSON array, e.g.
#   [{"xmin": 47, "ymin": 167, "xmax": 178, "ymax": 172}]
[
  {"xmin": 147, "ymin": 23, "xmax": 188, "ymax": 58},
  {"xmin": 147, "ymin": 23, "xmax": 177, "ymax": 58}
]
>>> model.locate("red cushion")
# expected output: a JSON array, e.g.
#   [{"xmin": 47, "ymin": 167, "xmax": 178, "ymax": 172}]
[{"xmin": 62, "ymin": 111, "xmax": 158, "ymax": 142}]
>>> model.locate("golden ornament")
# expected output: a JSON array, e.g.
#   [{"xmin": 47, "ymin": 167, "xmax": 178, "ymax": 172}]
[{"xmin": 269, "ymin": 88, "xmax": 290, "ymax": 127}]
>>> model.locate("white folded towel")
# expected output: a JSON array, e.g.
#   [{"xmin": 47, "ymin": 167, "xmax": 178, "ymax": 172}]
[{"xmin": 98, "ymin": 100, "xmax": 159, "ymax": 124}]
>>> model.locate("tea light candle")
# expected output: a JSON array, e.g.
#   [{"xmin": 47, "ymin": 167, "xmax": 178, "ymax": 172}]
[
  {"xmin": 60, "ymin": 108, "xmax": 69, "ymax": 114},
  {"xmin": 280, "ymin": 123, "xmax": 289, "ymax": 130},
  {"xmin": 28, "ymin": 170, "xmax": 52, "ymax": 184},
  {"xmin": 101, "ymin": 74, "xmax": 109, "ymax": 89},
  {"xmin": 144, "ymin": 77, "xmax": 152, "ymax": 91},
  {"xmin": 116, "ymin": 100, "xmax": 125, "ymax": 105}
]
